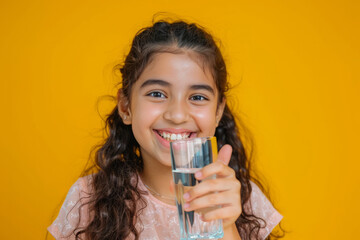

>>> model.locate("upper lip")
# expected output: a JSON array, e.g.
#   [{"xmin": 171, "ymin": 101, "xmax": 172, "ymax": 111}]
[{"xmin": 154, "ymin": 128, "xmax": 195, "ymax": 134}]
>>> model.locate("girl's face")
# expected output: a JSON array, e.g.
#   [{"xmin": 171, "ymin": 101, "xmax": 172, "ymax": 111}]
[{"xmin": 122, "ymin": 52, "xmax": 225, "ymax": 167}]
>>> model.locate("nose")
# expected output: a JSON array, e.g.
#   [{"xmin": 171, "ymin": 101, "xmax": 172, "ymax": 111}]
[{"xmin": 163, "ymin": 98, "xmax": 189, "ymax": 124}]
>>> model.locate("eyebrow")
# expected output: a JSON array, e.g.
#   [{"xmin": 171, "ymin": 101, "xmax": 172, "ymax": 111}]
[
  {"xmin": 189, "ymin": 84, "xmax": 215, "ymax": 95},
  {"xmin": 140, "ymin": 79, "xmax": 170, "ymax": 88},
  {"xmin": 140, "ymin": 79, "xmax": 215, "ymax": 95}
]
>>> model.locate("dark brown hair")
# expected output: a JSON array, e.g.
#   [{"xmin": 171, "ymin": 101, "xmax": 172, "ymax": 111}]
[{"xmin": 75, "ymin": 19, "xmax": 284, "ymax": 239}]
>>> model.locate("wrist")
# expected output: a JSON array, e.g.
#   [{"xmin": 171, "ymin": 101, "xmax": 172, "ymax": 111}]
[{"xmin": 222, "ymin": 223, "xmax": 241, "ymax": 240}]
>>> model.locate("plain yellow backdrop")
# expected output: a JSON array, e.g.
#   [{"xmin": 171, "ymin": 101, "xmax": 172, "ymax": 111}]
[{"xmin": 1, "ymin": 0, "xmax": 359, "ymax": 239}]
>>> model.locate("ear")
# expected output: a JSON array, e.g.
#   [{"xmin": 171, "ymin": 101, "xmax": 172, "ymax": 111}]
[
  {"xmin": 117, "ymin": 89, "xmax": 132, "ymax": 125},
  {"xmin": 215, "ymin": 97, "xmax": 226, "ymax": 127}
]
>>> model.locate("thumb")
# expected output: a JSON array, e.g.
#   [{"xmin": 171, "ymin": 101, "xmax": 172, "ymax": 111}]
[
  {"xmin": 217, "ymin": 144, "xmax": 233, "ymax": 165},
  {"xmin": 169, "ymin": 179, "xmax": 175, "ymax": 194}
]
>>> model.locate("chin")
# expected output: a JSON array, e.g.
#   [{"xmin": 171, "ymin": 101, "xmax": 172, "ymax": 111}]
[
  {"xmin": 160, "ymin": 160, "xmax": 172, "ymax": 168},
  {"xmin": 156, "ymin": 156, "xmax": 172, "ymax": 168}
]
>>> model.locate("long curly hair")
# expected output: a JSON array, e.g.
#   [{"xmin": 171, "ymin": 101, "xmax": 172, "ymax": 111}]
[{"xmin": 74, "ymin": 19, "xmax": 285, "ymax": 239}]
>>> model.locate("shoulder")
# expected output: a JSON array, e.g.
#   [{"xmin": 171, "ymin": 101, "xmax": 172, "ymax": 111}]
[
  {"xmin": 47, "ymin": 175, "xmax": 94, "ymax": 239},
  {"xmin": 61, "ymin": 175, "xmax": 94, "ymax": 205},
  {"xmin": 248, "ymin": 181, "xmax": 271, "ymax": 210},
  {"xmin": 247, "ymin": 180, "xmax": 283, "ymax": 239},
  {"xmin": 75, "ymin": 174, "xmax": 94, "ymax": 196}
]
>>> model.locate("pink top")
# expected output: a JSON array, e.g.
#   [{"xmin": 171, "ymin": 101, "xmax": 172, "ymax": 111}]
[{"xmin": 48, "ymin": 175, "xmax": 283, "ymax": 240}]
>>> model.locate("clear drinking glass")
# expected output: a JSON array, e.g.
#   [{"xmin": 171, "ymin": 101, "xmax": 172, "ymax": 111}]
[{"xmin": 170, "ymin": 136, "xmax": 224, "ymax": 240}]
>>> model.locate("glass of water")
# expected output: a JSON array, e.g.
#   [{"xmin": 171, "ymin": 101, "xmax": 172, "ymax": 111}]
[{"xmin": 170, "ymin": 136, "xmax": 224, "ymax": 240}]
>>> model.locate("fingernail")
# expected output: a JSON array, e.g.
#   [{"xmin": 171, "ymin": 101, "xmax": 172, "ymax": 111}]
[
  {"xmin": 183, "ymin": 193, "xmax": 190, "ymax": 200},
  {"xmin": 195, "ymin": 171, "xmax": 202, "ymax": 179},
  {"xmin": 184, "ymin": 203, "xmax": 190, "ymax": 210}
]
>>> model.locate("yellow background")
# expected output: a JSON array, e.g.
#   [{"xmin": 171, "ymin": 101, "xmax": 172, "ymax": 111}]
[{"xmin": 1, "ymin": 0, "xmax": 359, "ymax": 239}]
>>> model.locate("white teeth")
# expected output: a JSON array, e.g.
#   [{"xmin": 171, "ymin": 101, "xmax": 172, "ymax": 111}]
[{"xmin": 159, "ymin": 131, "xmax": 191, "ymax": 141}]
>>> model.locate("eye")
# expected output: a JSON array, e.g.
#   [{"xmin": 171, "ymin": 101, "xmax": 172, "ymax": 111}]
[
  {"xmin": 190, "ymin": 95, "xmax": 208, "ymax": 101},
  {"xmin": 146, "ymin": 91, "xmax": 166, "ymax": 98}
]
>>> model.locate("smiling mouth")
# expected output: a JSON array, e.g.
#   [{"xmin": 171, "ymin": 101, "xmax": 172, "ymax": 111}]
[{"xmin": 154, "ymin": 130, "xmax": 194, "ymax": 141}]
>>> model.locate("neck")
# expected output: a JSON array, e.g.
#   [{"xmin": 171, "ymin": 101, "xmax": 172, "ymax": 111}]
[{"xmin": 140, "ymin": 158, "xmax": 174, "ymax": 204}]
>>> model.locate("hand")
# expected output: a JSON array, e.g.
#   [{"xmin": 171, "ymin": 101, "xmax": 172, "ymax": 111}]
[{"xmin": 182, "ymin": 144, "xmax": 242, "ymax": 229}]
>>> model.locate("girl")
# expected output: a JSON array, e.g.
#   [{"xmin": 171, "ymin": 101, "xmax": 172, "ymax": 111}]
[{"xmin": 48, "ymin": 19, "xmax": 283, "ymax": 240}]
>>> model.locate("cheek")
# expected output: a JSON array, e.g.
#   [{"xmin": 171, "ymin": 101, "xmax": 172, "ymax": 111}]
[
  {"xmin": 134, "ymin": 104, "xmax": 156, "ymax": 117},
  {"xmin": 131, "ymin": 101, "xmax": 164, "ymax": 126},
  {"xmin": 192, "ymin": 108, "xmax": 218, "ymax": 134}
]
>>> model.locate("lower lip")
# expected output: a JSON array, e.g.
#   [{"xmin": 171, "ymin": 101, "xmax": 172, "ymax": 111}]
[{"xmin": 153, "ymin": 130, "xmax": 171, "ymax": 148}]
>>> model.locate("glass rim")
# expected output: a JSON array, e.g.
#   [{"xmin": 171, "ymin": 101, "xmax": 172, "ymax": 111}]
[{"xmin": 169, "ymin": 136, "xmax": 216, "ymax": 145}]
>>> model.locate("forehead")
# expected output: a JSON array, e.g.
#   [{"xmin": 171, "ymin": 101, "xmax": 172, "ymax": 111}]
[{"xmin": 135, "ymin": 52, "xmax": 216, "ymax": 90}]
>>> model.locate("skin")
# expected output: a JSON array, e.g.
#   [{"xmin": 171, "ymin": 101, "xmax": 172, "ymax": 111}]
[{"xmin": 118, "ymin": 52, "xmax": 242, "ymax": 239}]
